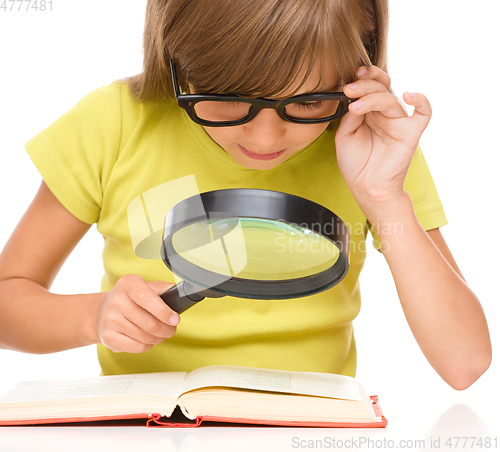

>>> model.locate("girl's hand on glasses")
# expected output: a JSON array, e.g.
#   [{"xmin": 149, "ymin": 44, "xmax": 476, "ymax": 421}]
[{"xmin": 334, "ymin": 65, "xmax": 432, "ymax": 218}]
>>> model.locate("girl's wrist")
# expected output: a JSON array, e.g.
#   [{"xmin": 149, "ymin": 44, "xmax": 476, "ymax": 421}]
[
  {"xmin": 80, "ymin": 291, "xmax": 108, "ymax": 347},
  {"xmin": 357, "ymin": 190, "xmax": 416, "ymax": 240}
]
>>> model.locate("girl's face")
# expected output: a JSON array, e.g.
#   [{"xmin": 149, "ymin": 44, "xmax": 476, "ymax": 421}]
[{"xmin": 198, "ymin": 64, "xmax": 339, "ymax": 170}]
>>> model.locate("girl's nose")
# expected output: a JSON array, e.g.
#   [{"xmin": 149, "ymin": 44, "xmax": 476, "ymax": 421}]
[{"xmin": 243, "ymin": 108, "xmax": 287, "ymax": 149}]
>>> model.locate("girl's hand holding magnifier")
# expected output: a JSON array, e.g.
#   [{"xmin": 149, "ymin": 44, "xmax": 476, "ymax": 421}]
[{"xmin": 335, "ymin": 65, "xmax": 432, "ymax": 221}]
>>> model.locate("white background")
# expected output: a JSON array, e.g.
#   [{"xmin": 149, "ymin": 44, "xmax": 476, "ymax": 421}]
[{"xmin": 0, "ymin": 1, "xmax": 498, "ymax": 449}]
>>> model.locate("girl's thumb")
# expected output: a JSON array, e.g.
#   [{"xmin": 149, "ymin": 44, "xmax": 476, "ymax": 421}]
[{"xmin": 147, "ymin": 280, "xmax": 175, "ymax": 295}]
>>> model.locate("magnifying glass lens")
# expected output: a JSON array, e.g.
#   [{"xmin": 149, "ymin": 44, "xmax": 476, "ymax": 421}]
[{"xmin": 171, "ymin": 217, "xmax": 340, "ymax": 281}]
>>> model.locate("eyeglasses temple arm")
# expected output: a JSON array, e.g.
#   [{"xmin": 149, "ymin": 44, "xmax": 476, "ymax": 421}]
[{"xmin": 169, "ymin": 58, "xmax": 181, "ymax": 98}]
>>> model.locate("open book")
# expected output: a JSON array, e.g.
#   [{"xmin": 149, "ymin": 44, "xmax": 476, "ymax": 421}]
[{"xmin": 0, "ymin": 365, "xmax": 386, "ymax": 428}]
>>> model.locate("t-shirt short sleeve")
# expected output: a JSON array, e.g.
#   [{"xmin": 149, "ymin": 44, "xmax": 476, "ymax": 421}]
[
  {"xmin": 25, "ymin": 83, "xmax": 123, "ymax": 224},
  {"xmin": 369, "ymin": 144, "xmax": 448, "ymax": 252}
]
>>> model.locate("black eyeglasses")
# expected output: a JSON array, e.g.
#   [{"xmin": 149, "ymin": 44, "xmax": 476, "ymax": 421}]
[{"xmin": 170, "ymin": 59, "xmax": 357, "ymax": 127}]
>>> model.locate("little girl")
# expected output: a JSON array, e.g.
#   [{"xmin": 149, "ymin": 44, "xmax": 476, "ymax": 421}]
[{"xmin": 0, "ymin": 0, "xmax": 491, "ymax": 390}]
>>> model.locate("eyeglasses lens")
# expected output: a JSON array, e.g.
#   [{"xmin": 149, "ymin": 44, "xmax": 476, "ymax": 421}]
[
  {"xmin": 193, "ymin": 99, "xmax": 342, "ymax": 123},
  {"xmin": 285, "ymin": 99, "xmax": 341, "ymax": 120},
  {"xmin": 194, "ymin": 101, "xmax": 251, "ymax": 122}
]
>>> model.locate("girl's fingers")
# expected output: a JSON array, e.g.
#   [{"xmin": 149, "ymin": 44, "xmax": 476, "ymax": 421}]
[
  {"xmin": 106, "ymin": 331, "xmax": 155, "ymax": 354},
  {"xmin": 118, "ymin": 317, "xmax": 168, "ymax": 346},
  {"xmin": 356, "ymin": 65, "xmax": 392, "ymax": 91},
  {"xmin": 123, "ymin": 302, "xmax": 177, "ymax": 340},
  {"xmin": 348, "ymin": 92, "xmax": 405, "ymax": 118},
  {"xmin": 403, "ymin": 92, "xmax": 432, "ymax": 129},
  {"xmin": 344, "ymin": 78, "xmax": 389, "ymax": 98},
  {"xmin": 336, "ymin": 110, "xmax": 365, "ymax": 140},
  {"xmin": 122, "ymin": 275, "xmax": 179, "ymax": 326}
]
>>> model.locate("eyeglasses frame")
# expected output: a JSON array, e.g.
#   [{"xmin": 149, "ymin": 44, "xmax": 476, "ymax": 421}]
[{"xmin": 169, "ymin": 59, "xmax": 358, "ymax": 127}]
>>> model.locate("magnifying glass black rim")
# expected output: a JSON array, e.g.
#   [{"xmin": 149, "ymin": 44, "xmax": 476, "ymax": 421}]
[{"xmin": 161, "ymin": 188, "xmax": 350, "ymax": 299}]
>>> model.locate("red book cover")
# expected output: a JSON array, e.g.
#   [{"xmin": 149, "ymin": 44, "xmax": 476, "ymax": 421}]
[{"xmin": 0, "ymin": 395, "xmax": 387, "ymax": 428}]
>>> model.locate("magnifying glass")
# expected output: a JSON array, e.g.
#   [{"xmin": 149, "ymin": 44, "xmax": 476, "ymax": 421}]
[{"xmin": 159, "ymin": 189, "xmax": 350, "ymax": 313}]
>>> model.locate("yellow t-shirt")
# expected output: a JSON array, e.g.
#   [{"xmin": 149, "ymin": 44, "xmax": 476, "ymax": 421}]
[{"xmin": 25, "ymin": 82, "xmax": 448, "ymax": 376}]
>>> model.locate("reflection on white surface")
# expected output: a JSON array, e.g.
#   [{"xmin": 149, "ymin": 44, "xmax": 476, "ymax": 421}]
[
  {"xmin": 419, "ymin": 404, "xmax": 492, "ymax": 451},
  {"xmin": 0, "ymin": 402, "xmax": 497, "ymax": 452}
]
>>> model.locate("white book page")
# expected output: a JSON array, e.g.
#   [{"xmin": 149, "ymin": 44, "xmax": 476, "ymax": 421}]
[
  {"xmin": 0, "ymin": 372, "xmax": 187, "ymax": 405},
  {"xmin": 181, "ymin": 365, "xmax": 364, "ymax": 401}
]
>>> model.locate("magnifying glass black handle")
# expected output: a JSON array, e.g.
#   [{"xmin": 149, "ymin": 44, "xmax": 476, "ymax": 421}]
[{"xmin": 160, "ymin": 281, "xmax": 205, "ymax": 314}]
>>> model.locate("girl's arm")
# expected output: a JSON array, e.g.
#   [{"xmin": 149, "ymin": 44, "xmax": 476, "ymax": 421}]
[
  {"xmin": 0, "ymin": 181, "xmax": 179, "ymax": 354},
  {"xmin": 335, "ymin": 66, "xmax": 491, "ymax": 390},
  {"xmin": 365, "ymin": 193, "xmax": 491, "ymax": 390}
]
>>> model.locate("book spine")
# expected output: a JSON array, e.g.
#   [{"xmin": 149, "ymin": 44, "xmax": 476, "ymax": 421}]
[{"xmin": 147, "ymin": 414, "xmax": 202, "ymax": 428}]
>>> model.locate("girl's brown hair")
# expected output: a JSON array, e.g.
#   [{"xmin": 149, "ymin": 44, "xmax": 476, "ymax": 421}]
[{"xmin": 117, "ymin": 0, "xmax": 389, "ymax": 103}]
